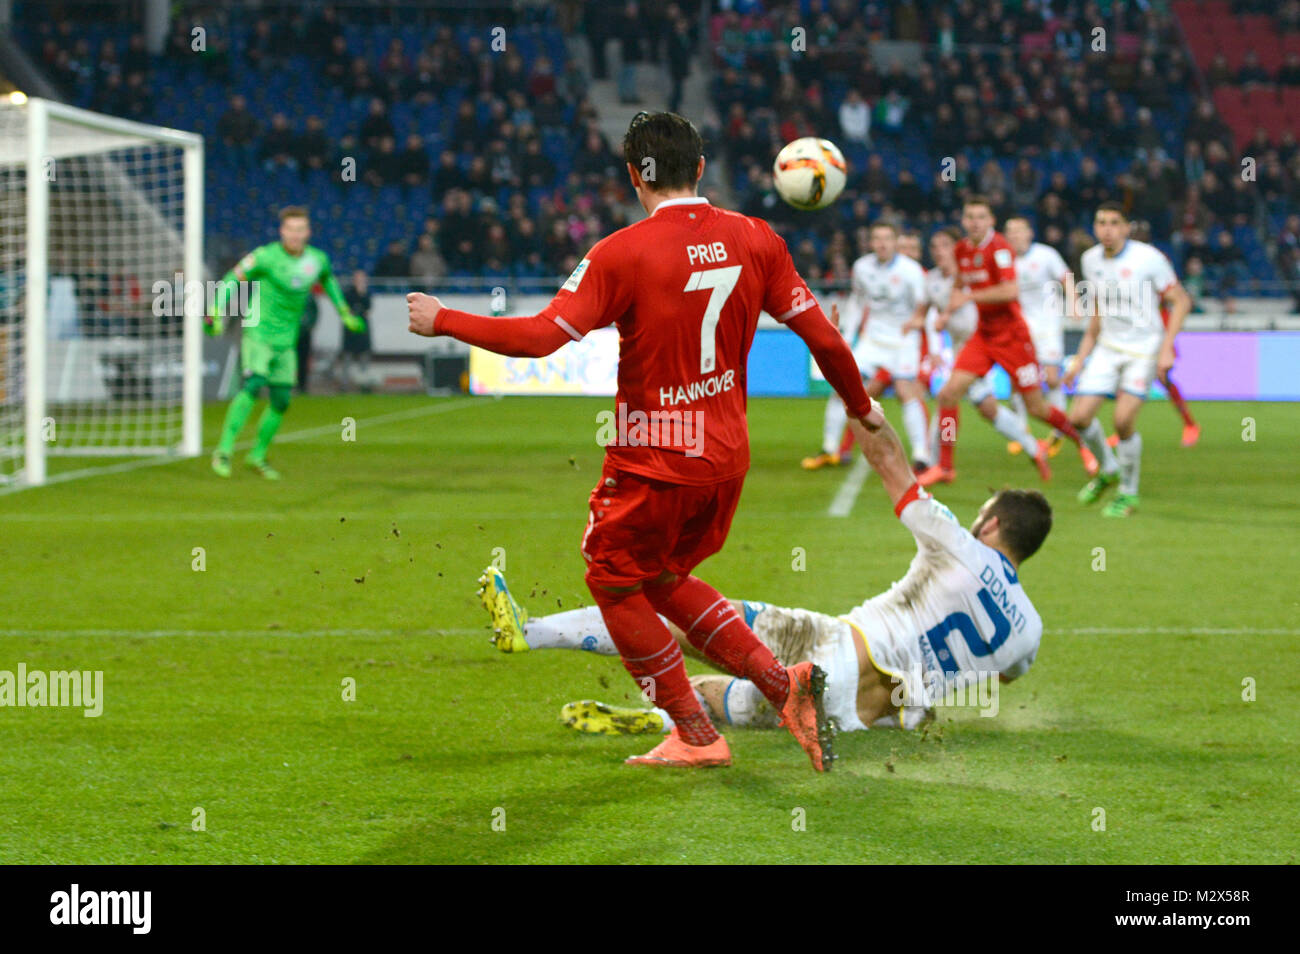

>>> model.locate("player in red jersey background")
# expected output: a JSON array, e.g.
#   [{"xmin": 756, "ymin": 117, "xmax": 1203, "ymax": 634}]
[
  {"xmin": 407, "ymin": 111, "xmax": 886, "ymax": 770},
  {"xmin": 919, "ymin": 196, "xmax": 1095, "ymax": 487}
]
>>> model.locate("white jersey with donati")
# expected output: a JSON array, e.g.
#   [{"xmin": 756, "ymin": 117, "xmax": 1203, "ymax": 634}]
[{"xmin": 846, "ymin": 493, "xmax": 1043, "ymax": 709}]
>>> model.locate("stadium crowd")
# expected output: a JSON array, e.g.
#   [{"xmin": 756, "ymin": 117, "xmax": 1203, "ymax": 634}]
[
  {"xmin": 710, "ymin": 0, "xmax": 1297, "ymax": 304},
  {"xmin": 14, "ymin": 0, "xmax": 1300, "ymax": 306}
]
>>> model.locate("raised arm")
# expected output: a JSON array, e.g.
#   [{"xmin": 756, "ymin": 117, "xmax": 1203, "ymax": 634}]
[
  {"xmin": 407, "ymin": 293, "xmax": 572, "ymax": 358},
  {"xmin": 786, "ymin": 305, "xmax": 882, "ymax": 427},
  {"xmin": 846, "ymin": 413, "xmax": 920, "ymax": 510}
]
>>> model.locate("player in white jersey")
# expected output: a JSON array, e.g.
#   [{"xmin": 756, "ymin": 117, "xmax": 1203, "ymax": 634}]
[
  {"xmin": 897, "ymin": 230, "xmax": 923, "ymax": 264},
  {"xmin": 914, "ymin": 227, "xmax": 1044, "ymax": 464},
  {"xmin": 480, "ymin": 411, "xmax": 1051, "ymax": 742},
  {"xmin": 802, "ymin": 222, "xmax": 932, "ymax": 471},
  {"xmin": 1004, "ymin": 218, "xmax": 1072, "ymax": 456},
  {"xmin": 1066, "ymin": 202, "xmax": 1191, "ymax": 517}
]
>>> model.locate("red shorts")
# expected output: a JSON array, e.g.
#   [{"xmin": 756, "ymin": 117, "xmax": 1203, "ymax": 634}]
[
  {"xmin": 953, "ymin": 320, "xmax": 1041, "ymax": 394},
  {"xmin": 580, "ymin": 460, "xmax": 745, "ymax": 589}
]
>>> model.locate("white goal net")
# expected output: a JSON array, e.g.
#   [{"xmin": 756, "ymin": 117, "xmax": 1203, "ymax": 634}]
[{"xmin": 0, "ymin": 97, "xmax": 203, "ymax": 488}]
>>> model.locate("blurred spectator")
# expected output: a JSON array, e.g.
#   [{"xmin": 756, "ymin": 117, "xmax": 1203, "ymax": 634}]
[
  {"xmin": 337, "ymin": 271, "xmax": 372, "ymax": 391},
  {"xmin": 295, "ymin": 290, "xmax": 318, "ymax": 392},
  {"xmin": 409, "ymin": 233, "xmax": 448, "ymax": 283},
  {"xmin": 373, "ymin": 240, "xmax": 410, "ymax": 278},
  {"xmin": 359, "ymin": 98, "xmax": 395, "ymax": 151},
  {"xmin": 1280, "ymin": 51, "xmax": 1300, "ymax": 85},
  {"xmin": 667, "ymin": 16, "xmax": 692, "ymax": 114},
  {"xmin": 398, "ymin": 134, "xmax": 430, "ymax": 188},
  {"xmin": 1236, "ymin": 51, "xmax": 1272, "ymax": 87},
  {"xmin": 1208, "ymin": 230, "xmax": 1248, "ymax": 311},
  {"xmin": 873, "ymin": 89, "xmax": 909, "ymax": 139},
  {"xmin": 617, "ymin": 2, "xmax": 644, "ymax": 104},
  {"xmin": 363, "ymin": 136, "xmax": 403, "ymax": 187},
  {"xmin": 217, "ymin": 94, "xmax": 259, "ymax": 168},
  {"xmin": 431, "ymin": 151, "xmax": 461, "ymax": 202},
  {"xmin": 297, "ymin": 116, "xmax": 331, "ymax": 172},
  {"xmin": 977, "ymin": 159, "xmax": 1006, "ymax": 197},
  {"xmin": 1183, "ymin": 256, "xmax": 1207, "ymax": 313},
  {"xmin": 1010, "ymin": 159, "xmax": 1042, "ymax": 214},
  {"xmin": 1278, "ymin": 214, "xmax": 1300, "ymax": 312},
  {"xmin": 260, "ymin": 113, "xmax": 298, "ymax": 171},
  {"xmin": 322, "ymin": 35, "xmax": 351, "ymax": 86}
]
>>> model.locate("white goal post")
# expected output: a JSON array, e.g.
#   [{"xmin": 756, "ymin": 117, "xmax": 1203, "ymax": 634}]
[{"xmin": 0, "ymin": 96, "xmax": 204, "ymax": 488}]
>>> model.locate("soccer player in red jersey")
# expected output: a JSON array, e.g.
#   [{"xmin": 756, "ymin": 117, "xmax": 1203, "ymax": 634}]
[
  {"xmin": 407, "ymin": 112, "xmax": 885, "ymax": 770},
  {"xmin": 917, "ymin": 196, "xmax": 1097, "ymax": 487}
]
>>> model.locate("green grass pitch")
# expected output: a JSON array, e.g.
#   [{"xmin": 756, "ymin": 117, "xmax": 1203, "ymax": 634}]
[{"xmin": 1, "ymin": 394, "xmax": 1296, "ymax": 864}]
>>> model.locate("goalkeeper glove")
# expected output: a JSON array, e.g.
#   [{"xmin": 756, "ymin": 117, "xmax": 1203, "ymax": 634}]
[
  {"xmin": 341, "ymin": 310, "xmax": 367, "ymax": 334},
  {"xmin": 205, "ymin": 313, "xmax": 224, "ymax": 336}
]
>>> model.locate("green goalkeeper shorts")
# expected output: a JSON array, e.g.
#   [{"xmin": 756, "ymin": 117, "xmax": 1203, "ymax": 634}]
[{"xmin": 241, "ymin": 335, "xmax": 297, "ymax": 388}]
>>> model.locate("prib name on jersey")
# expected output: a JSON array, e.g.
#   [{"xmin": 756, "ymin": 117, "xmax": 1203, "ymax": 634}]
[{"xmin": 687, "ymin": 242, "xmax": 730, "ymax": 265}]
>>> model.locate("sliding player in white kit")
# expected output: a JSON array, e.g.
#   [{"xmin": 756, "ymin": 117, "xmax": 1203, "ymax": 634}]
[
  {"xmin": 802, "ymin": 222, "xmax": 932, "ymax": 471},
  {"xmin": 1066, "ymin": 202, "xmax": 1191, "ymax": 517},
  {"xmin": 479, "ymin": 410, "xmax": 1051, "ymax": 741},
  {"xmin": 913, "ymin": 228, "xmax": 1042, "ymax": 464},
  {"xmin": 1004, "ymin": 218, "xmax": 1071, "ymax": 457}
]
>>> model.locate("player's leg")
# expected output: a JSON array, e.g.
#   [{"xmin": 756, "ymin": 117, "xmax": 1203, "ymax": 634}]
[
  {"xmin": 692, "ymin": 674, "xmax": 782, "ymax": 728},
  {"xmin": 1104, "ymin": 386, "xmax": 1146, "ymax": 517},
  {"xmin": 214, "ymin": 335, "xmax": 273, "ymax": 474},
  {"xmin": 1071, "ymin": 352, "xmax": 1122, "ymax": 504},
  {"xmin": 643, "ymin": 480, "xmax": 833, "ymax": 770},
  {"xmin": 1159, "ymin": 367, "xmax": 1199, "ymax": 446},
  {"xmin": 248, "ymin": 385, "xmax": 289, "ymax": 479},
  {"xmin": 919, "ymin": 363, "xmax": 980, "ymax": 486},
  {"xmin": 1016, "ymin": 362, "xmax": 1094, "ymax": 476},
  {"xmin": 246, "ymin": 346, "xmax": 295, "ymax": 479},
  {"xmin": 894, "ymin": 377, "xmax": 932, "ymax": 470},
  {"xmin": 581, "ymin": 470, "xmax": 730, "ymax": 765},
  {"xmin": 972, "ymin": 380, "xmax": 1042, "ymax": 472},
  {"xmin": 213, "ymin": 375, "xmax": 263, "ymax": 476},
  {"xmin": 1040, "ymin": 362, "xmax": 1068, "ymax": 455}
]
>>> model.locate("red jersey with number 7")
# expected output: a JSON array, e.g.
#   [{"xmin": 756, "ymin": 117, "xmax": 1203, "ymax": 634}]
[{"xmin": 538, "ymin": 196, "xmax": 822, "ymax": 486}]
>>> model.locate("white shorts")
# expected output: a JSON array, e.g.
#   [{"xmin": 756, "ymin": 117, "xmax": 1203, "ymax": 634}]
[
  {"xmin": 750, "ymin": 604, "xmax": 930, "ymax": 732},
  {"xmin": 1025, "ymin": 316, "xmax": 1064, "ymax": 365},
  {"xmin": 853, "ymin": 331, "xmax": 921, "ymax": 381},
  {"xmin": 1075, "ymin": 342, "xmax": 1156, "ymax": 398},
  {"xmin": 752, "ymin": 606, "xmax": 866, "ymax": 732},
  {"xmin": 967, "ymin": 371, "xmax": 997, "ymax": 405}
]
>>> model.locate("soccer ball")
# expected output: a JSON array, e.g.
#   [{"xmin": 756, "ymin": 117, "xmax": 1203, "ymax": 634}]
[{"xmin": 772, "ymin": 137, "xmax": 848, "ymax": 211}]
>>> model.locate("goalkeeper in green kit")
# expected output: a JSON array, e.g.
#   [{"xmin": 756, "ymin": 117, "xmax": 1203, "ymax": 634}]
[{"xmin": 205, "ymin": 207, "xmax": 365, "ymax": 479}]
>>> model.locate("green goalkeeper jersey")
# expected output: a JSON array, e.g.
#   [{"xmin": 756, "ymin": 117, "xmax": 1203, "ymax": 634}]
[{"xmin": 213, "ymin": 242, "xmax": 349, "ymax": 348}]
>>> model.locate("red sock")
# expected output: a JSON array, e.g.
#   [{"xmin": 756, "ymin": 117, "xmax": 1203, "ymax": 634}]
[
  {"xmin": 588, "ymin": 585, "xmax": 718, "ymax": 747},
  {"xmin": 838, "ymin": 426, "xmax": 855, "ymax": 458},
  {"xmin": 1165, "ymin": 374, "xmax": 1195, "ymax": 427},
  {"xmin": 1044, "ymin": 405, "xmax": 1081, "ymax": 443},
  {"xmin": 938, "ymin": 405, "xmax": 959, "ymax": 470},
  {"xmin": 645, "ymin": 576, "xmax": 790, "ymax": 710}
]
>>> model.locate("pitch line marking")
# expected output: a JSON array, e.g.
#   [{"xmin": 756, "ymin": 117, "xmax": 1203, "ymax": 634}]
[
  {"xmin": 0, "ymin": 398, "xmax": 484, "ymax": 496},
  {"xmin": 828, "ymin": 455, "xmax": 872, "ymax": 517}
]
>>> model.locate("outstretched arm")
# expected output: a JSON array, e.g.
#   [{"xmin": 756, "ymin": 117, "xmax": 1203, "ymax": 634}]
[
  {"xmin": 787, "ymin": 303, "xmax": 883, "ymax": 428},
  {"xmin": 847, "ymin": 413, "xmax": 920, "ymax": 510},
  {"xmin": 321, "ymin": 269, "xmax": 364, "ymax": 332},
  {"xmin": 407, "ymin": 292, "xmax": 572, "ymax": 358}
]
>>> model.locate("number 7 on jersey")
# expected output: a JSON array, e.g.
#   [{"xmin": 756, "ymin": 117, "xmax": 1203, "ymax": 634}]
[{"xmin": 684, "ymin": 265, "xmax": 742, "ymax": 374}]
